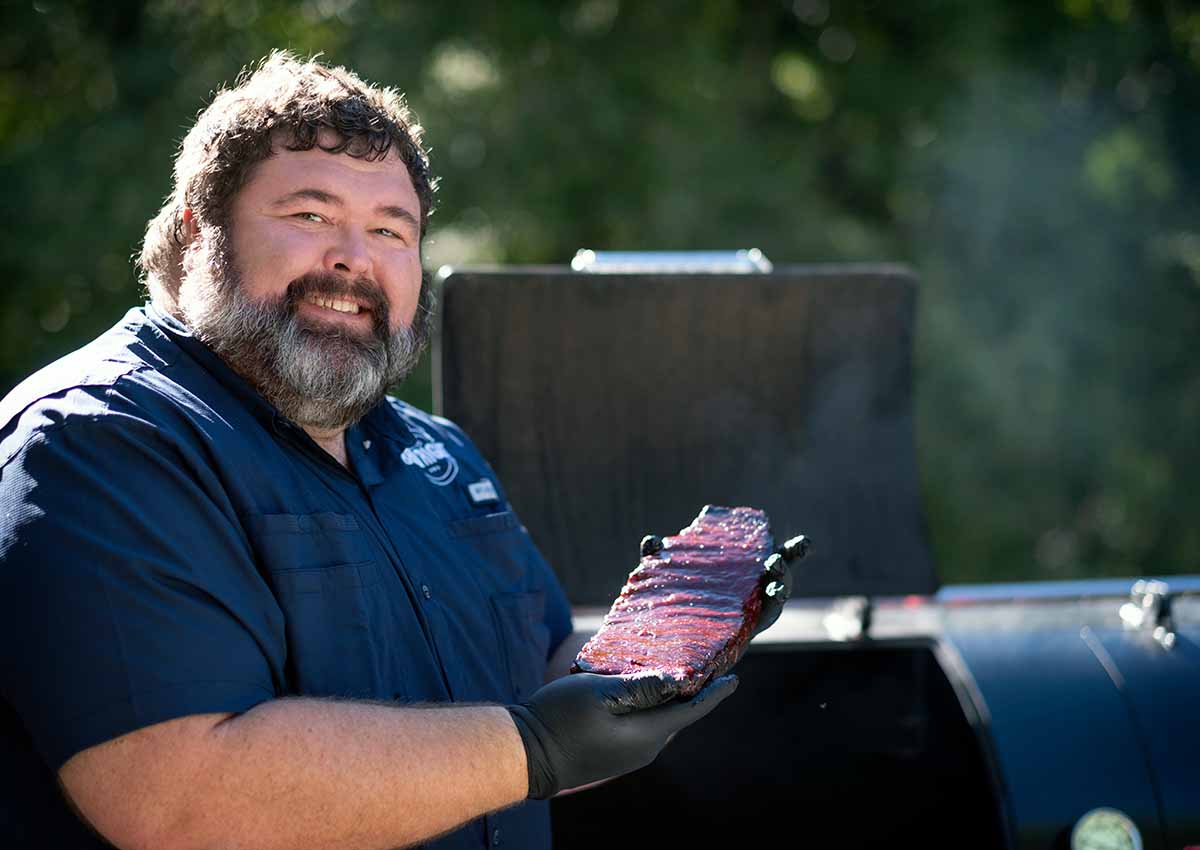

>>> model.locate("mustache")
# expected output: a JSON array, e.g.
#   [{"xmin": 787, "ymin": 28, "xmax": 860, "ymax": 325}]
[{"xmin": 283, "ymin": 272, "xmax": 391, "ymax": 335}]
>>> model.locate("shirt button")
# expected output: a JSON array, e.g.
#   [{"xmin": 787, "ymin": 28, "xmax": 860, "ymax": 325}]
[
  {"xmin": 492, "ymin": 827, "xmax": 502, "ymax": 846},
  {"xmin": 362, "ymin": 439, "xmax": 372, "ymax": 450},
  {"xmin": 421, "ymin": 584, "xmax": 432, "ymax": 600}
]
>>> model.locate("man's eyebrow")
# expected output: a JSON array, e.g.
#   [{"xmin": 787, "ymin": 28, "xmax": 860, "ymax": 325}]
[
  {"xmin": 271, "ymin": 187, "xmax": 342, "ymax": 207},
  {"xmin": 376, "ymin": 205, "xmax": 420, "ymax": 231},
  {"xmin": 271, "ymin": 188, "xmax": 419, "ymax": 230}
]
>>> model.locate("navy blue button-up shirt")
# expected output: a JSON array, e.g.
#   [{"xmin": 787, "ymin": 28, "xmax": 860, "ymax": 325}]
[{"xmin": 0, "ymin": 305, "xmax": 572, "ymax": 849}]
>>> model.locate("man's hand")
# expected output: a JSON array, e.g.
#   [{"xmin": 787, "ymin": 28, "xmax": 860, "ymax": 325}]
[
  {"xmin": 752, "ymin": 534, "xmax": 810, "ymax": 638},
  {"xmin": 507, "ymin": 672, "xmax": 738, "ymax": 799}
]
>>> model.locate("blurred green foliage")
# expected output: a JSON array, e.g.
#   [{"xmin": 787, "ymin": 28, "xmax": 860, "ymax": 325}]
[{"xmin": 2, "ymin": 0, "xmax": 1197, "ymax": 583}]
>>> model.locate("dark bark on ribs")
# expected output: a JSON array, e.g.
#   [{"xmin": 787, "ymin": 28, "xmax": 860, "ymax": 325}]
[{"xmin": 572, "ymin": 505, "xmax": 773, "ymax": 699}]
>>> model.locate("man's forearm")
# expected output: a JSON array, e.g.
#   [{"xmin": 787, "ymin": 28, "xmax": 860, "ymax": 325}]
[{"xmin": 60, "ymin": 698, "xmax": 529, "ymax": 850}]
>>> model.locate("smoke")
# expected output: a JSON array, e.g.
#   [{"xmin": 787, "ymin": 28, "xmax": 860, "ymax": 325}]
[{"xmin": 905, "ymin": 67, "xmax": 1198, "ymax": 580}]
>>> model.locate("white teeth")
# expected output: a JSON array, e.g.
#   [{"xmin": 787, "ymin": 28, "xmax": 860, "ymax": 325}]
[{"xmin": 305, "ymin": 295, "xmax": 361, "ymax": 315}]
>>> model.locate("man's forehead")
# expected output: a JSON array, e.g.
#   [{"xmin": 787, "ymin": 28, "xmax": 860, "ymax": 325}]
[{"xmin": 249, "ymin": 144, "xmax": 419, "ymax": 207}]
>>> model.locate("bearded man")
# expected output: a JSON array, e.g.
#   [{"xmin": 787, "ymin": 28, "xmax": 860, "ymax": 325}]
[{"xmin": 0, "ymin": 53, "xmax": 750, "ymax": 850}]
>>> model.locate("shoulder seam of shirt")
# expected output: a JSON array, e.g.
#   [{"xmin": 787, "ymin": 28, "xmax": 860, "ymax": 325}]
[
  {"xmin": 0, "ymin": 358, "xmax": 152, "ymax": 421},
  {"xmin": 0, "ymin": 374, "xmax": 160, "ymax": 472},
  {"xmin": 388, "ymin": 400, "xmax": 468, "ymax": 443}
]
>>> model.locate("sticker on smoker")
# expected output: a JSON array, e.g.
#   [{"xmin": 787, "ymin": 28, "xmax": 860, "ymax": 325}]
[{"xmin": 468, "ymin": 479, "xmax": 499, "ymax": 504}]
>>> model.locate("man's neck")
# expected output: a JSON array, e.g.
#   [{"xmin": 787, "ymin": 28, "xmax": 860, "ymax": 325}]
[{"xmin": 303, "ymin": 425, "xmax": 350, "ymax": 469}]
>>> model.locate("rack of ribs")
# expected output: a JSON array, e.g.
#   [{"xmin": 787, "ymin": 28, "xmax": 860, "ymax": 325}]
[{"xmin": 572, "ymin": 505, "xmax": 780, "ymax": 699}]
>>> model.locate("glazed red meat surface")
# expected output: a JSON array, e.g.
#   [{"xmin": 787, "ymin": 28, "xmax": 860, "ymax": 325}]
[{"xmin": 572, "ymin": 505, "xmax": 773, "ymax": 698}]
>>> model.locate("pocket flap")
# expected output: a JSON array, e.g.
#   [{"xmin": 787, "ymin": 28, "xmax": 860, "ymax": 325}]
[
  {"xmin": 447, "ymin": 511, "xmax": 520, "ymax": 538},
  {"xmin": 245, "ymin": 512, "xmax": 377, "ymax": 575}
]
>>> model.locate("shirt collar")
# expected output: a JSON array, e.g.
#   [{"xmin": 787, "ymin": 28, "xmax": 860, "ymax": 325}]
[
  {"xmin": 141, "ymin": 302, "xmax": 418, "ymax": 449},
  {"xmin": 358, "ymin": 399, "xmax": 417, "ymax": 448},
  {"xmin": 143, "ymin": 301, "xmax": 284, "ymax": 430}
]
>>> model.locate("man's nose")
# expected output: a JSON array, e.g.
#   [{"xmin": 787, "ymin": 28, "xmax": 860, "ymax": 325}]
[{"xmin": 323, "ymin": 228, "xmax": 373, "ymax": 279}]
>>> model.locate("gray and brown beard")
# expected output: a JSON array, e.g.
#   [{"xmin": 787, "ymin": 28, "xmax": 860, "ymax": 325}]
[{"xmin": 176, "ymin": 225, "xmax": 429, "ymax": 431}]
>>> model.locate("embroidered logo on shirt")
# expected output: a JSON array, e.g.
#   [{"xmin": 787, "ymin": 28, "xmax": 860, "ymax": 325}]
[
  {"xmin": 401, "ymin": 422, "xmax": 459, "ymax": 486},
  {"xmin": 467, "ymin": 479, "xmax": 499, "ymax": 504}
]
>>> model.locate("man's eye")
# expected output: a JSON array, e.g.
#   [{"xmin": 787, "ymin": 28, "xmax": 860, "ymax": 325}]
[
  {"xmin": 295, "ymin": 212, "xmax": 324, "ymax": 223},
  {"xmin": 376, "ymin": 228, "xmax": 401, "ymax": 239}
]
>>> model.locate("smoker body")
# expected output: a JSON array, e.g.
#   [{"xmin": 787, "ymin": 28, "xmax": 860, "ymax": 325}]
[
  {"xmin": 938, "ymin": 582, "xmax": 1200, "ymax": 850},
  {"xmin": 547, "ymin": 581, "xmax": 1199, "ymax": 849},
  {"xmin": 435, "ymin": 265, "xmax": 1199, "ymax": 849}
]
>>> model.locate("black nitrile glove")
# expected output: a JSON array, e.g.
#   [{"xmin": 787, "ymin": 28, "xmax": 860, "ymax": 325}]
[
  {"xmin": 752, "ymin": 534, "xmax": 811, "ymax": 638},
  {"xmin": 507, "ymin": 672, "xmax": 739, "ymax": 799}
]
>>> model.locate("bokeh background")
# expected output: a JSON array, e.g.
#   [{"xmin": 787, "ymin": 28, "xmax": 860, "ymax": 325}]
[{"xmin": 2, "ymin": 0, "xmax": 1197, "ymax": 584}]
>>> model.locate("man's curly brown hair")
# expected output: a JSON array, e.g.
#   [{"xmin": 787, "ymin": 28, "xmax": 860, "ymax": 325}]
[{"xmin": 138, "ymin": 50, "xmax": 436, "ymax": 309}]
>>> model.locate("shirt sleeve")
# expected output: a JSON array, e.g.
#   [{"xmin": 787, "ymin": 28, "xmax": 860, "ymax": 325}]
[{"xmin": 0, "ymin": 401, "xmax": 283, "ymax": 770}]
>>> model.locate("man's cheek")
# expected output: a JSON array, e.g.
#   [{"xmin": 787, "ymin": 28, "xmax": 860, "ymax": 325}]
[
  {"xmin": 239, "ymin": 228, "xmax": 313, "ymax": 291},
  {"xmin": 388, "ymin": 251, "xmax": 423, "ymax": 314}
]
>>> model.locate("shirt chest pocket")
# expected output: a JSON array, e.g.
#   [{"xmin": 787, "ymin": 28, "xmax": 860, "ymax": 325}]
[
  {"xmin": 490, "ymin": 591, "xmax": 551, "ymax": 702},
  {"xmin": 246, "ymin": 512, "xmax": 386, "ymax": 699},
  {"xmin": 445, "ymin": 511, "xmax": 552, "ymax": 701}
]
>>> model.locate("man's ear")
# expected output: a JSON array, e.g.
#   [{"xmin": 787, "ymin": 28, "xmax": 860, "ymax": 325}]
[
  {"xmin": 179, "ymin": 208, "xmax": 205, "ymax": 278},
  {"xmin": 181, "ymin": 207, "xmax": 200, "ymax": 245}
]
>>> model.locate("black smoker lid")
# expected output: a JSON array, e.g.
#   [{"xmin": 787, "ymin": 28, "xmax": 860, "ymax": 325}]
[{"xmin": 435, "ymin": 264, "xmax": 937, "ymax": 606}]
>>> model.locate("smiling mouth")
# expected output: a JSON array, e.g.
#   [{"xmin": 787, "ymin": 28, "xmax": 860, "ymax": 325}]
[{"xmin": 302, "ymin": 294, "xmax": 366, "ymax": 315}]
